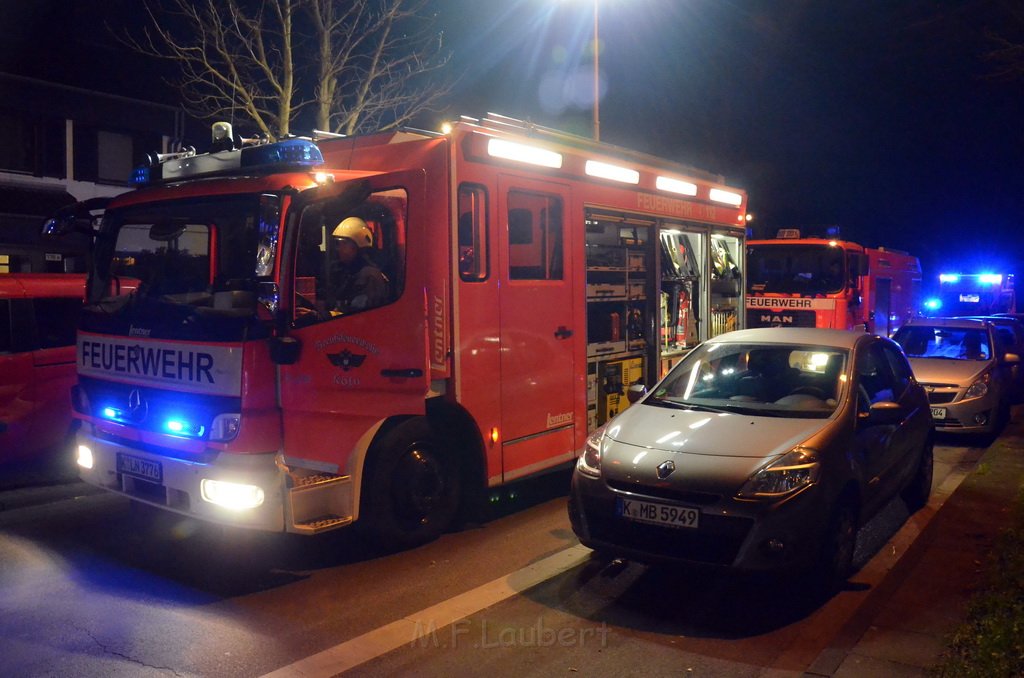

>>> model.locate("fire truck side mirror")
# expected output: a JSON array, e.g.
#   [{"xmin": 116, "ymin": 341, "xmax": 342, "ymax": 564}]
[{"xmin": 269, "ymin": 336, "xmax": 301, "ymax": 365}]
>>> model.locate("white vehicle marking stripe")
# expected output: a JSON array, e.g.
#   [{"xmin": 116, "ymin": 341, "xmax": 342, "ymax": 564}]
[{"xmin": 260, "ymin": 544, "xmax": 591, "ymax": 678}]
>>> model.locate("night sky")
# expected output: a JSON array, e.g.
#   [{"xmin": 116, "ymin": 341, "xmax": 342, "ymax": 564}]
[{"xmin": 3, "ymin": 0, "xmax": 1023, "ymax": 293}]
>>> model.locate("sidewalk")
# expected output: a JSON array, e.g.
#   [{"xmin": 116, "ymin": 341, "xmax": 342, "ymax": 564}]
[{"xmin": 806, "ymin": 412, "xmax": 1024, "ymax": 677}]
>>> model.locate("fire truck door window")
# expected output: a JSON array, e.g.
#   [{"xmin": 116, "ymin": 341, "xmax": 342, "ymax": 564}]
[
  {"xmin": 33, "ymin": 298, "xmax": 81, "ymax": 349},
  {"xmin": 507, "ymin": 191, "xmax": 563, "ymax": 280},
  {"xmin": 292, "ymin": 188, "xmax": 407, "ymax": 324},
  {"xmin": 458, "ymin": 184, "xmax": 489, "ymax": 282},
  {"xmin": 710, "ymin": 233, "xmax": 742, "ymax": 338}
]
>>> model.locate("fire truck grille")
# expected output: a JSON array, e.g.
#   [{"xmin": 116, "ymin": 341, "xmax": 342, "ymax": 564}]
[{"xmin": 745, "ymin": 309, "xmax": 818, "ymax": 329}]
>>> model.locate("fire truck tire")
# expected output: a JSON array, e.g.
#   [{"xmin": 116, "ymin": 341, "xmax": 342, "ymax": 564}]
[{"xmin": 361, "ymin": 417, "xmax": 461, "ymax": 550}]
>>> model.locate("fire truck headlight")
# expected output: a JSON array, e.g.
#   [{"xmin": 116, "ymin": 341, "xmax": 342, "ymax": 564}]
[
  {"xmin": 209, "ymin": 414, "xmax": 241, "ymax": 442},
  {"xmin": 200, "ymin": 479, "xmax": 265, "ymax": 510},
  {"xmin": 76, "ymin": 445, "xmax": 94, "ymax": 470}
]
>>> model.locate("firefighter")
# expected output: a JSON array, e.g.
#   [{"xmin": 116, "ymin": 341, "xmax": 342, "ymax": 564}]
[{"xmin": 326, "ymin": 217, "xmax": 389, "ymax": 313}]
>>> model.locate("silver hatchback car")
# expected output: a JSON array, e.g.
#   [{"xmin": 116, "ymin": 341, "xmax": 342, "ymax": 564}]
[
  {"xmin": 891, "ymin": 317, "xmax": 1017, "ymax": 434},
  {"xmin": 569, "ymin": 328, "xmax": 933, "ymax": 586}
]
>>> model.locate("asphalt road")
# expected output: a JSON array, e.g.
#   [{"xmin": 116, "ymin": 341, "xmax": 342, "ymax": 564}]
[{"xmin": 0, "ymin": 437, "xmax": 985, "ymax": 677}]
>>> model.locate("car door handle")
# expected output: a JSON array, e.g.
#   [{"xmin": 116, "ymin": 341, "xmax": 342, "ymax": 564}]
[{"xmin": 554, "ymin": 326, "xmax": 573, "ymax": 339}]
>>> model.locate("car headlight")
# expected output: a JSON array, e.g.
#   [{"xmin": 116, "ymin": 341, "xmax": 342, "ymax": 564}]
[
  {"xmin": 737, "ymin": 447, "xmax": 820, "ymax": 498},
  {"xmin": 964, "ymin": 372, "xmax": 991, "ymax": 400},
  {"xmin": 577, "ymin": 427, "xmax": 606, "ymax": 478}
]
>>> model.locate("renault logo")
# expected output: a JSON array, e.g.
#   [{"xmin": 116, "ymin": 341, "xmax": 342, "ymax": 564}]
[
  {"xmin": 127, "ymin": 389, "xmax": 148, "ymax": 422},
  {"xmin": 656, "ymin": 460, "xmax": 676, "ymax": 480}
]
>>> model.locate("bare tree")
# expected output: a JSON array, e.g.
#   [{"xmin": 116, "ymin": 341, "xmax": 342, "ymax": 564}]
[{"xmin": 123, "ymin": 0, "xmax": 450, "ymax": 140}]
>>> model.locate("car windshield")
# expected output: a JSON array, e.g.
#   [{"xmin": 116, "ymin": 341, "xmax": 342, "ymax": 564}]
[
  {"xmin": 892, "ymin": 326, "xmax": 992, "ymax": 360},
  {"xmin": 648, "ymin": 341, "xmax": 848, "ymax": 418},
  {"xmin": 746, "ymin": 244, "xmax": 846, "ymax": 295}
]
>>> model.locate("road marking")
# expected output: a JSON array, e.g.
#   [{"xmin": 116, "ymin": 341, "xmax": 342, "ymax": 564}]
[{"xmin": 260, "ymin": 544, "xmax": 592, "ymax": 678}]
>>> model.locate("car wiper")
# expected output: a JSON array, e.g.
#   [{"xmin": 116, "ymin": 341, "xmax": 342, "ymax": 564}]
[{"xmin": 645, "ymin": 398, "xmax": 740, "ymax": 415}]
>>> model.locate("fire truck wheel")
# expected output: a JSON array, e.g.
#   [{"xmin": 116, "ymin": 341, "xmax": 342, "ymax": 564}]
[{"xmin": 362, "ymin": 418, "xmax": 461, "ymax": 550}]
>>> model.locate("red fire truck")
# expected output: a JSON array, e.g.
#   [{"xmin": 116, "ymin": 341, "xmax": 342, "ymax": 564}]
[
  {"xmin": 53, "ymin": 114, "xmax": 747, "ymax": 548},
  {"xmin": 745, "ymin": 230, "xmax": 922, "ymax": 335}
]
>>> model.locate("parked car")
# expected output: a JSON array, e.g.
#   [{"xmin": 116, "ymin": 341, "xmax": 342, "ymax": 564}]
[
  {"xmin": 956, "ymin": 315, "xmax": 1024, "ymax": 401},
  {"xmin": 891, "ymin": 317, "xmax": 1016, "ymax": 435},
  {"xmin": 0, "ymin": 273, "xmax": 85, "ymax": 463},
  {"xmin": 568, "ymin": 328, "xmax": 934, "ymax": 588}
]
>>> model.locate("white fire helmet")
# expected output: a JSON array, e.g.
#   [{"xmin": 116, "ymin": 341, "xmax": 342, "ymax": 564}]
[{"xmin": 332, "ymin": 217, "xmax": 373, "ymax": 248}]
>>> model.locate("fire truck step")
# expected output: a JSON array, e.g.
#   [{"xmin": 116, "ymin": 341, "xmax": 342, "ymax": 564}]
[{"xmin": 294, "ymin": 514, "xmax": 354, "ymax": 534}]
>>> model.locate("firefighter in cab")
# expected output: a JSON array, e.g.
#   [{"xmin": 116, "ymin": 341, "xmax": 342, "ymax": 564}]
[{"xmin": 326, "ymin": 217, "xmax": 389, "ymax": 313}]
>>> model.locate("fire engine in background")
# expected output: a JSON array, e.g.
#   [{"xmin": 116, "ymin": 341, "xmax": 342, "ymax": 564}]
[
  {"xmin": 49, "ymin": 113, "xmax": 748, "ymax": 549},
  {"xmin": 745, "ymin": 229, "xmax": 922, "ymax": 335},
  {"xmin": 923, "ymin": 272, "xmax": 1016, "ymax": 316}
]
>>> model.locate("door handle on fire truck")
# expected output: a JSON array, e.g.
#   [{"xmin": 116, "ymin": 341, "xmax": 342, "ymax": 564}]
[
  {"xmin": 381, "ymin": 368, "xmax": 424, "ymax": 378},
  {"xmin": 554, "ymin": 326, "xmax": 573, "ymax": 339}
]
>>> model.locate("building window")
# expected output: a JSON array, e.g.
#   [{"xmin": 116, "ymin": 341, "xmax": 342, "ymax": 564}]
[{"xmin": 97, "ymin": 131, "xmax": 134, "ymax": 183}]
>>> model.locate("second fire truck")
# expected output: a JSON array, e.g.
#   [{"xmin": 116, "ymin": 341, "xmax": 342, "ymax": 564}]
[
  {"xmin": 53, "ymin": 114, "xmax": 748, "ymax": 549},
  {"xmin": 745, "ymin": 229, "xmax": 922, "ymax": 335}
]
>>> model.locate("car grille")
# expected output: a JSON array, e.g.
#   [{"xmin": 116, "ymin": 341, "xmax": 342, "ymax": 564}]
[
  {"xmin": 921, "ymin": 384, "xmax": 959, "ymax": 405},
  {"xmin": 606, "ymin": 480, "xmax": 720, "ymax": 506},
  {"xmin": 578, "ymin": 494, "xmax": 752, "ymax": 566}
]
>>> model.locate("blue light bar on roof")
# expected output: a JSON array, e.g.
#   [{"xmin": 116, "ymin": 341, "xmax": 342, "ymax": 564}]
[
  {"xmin": 939, "ymin": 273, "xmax": 960, "ymax": 283},
  {"xmin": 978, "ymin": 274, "xmax": 1002, "ymax": 285},
  {"xmin": 131, "ymin": 139, "xmax": 323, "ymax": 186}
]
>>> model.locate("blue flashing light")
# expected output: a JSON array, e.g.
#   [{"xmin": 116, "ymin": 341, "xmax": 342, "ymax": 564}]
[
  {"xmin": 240, "ymin": 139, "xmax": 323, "ymax": 169},
  {"xmin": 923, "ymin": 298, "xmax": 942, "ymax": 311},
  {"xmin": 102, "ymin": 407, "xmax": 119, "ymax": 419},
  {"xmin": 163, "ymin": 418, "xmax": 205, "ymax": 438},
  {"xmin": 978, "ymin": 274, "xmax": 1002, "ymax": 285},
  {"xmin": 939, "ymin": 273, "xmax": 960, "ymax": 283},
  {"xmin": 131, "ymin": 166, "xmax": 152, "ymax": 186}
]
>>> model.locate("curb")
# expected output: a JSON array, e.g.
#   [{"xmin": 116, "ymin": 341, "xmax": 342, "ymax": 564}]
[{"xmin": 805, "ymin": 416, "xmax": 1024, "ymax": 676}]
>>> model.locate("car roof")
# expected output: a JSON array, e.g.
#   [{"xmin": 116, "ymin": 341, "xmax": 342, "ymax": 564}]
[
  {"xmin": 0, "ymin": 273, "xmax": 86, "ymax": 299},
  {"xmin": 957, "ymin": 315, "xmax": 1022, "ymax": 326},
  {"xmin": 906, "ymin": 316, "xmax": 992, "ymax": 330},
  {"xmin": 707, "ymin": 327, "xmax": 867, "ymax": 350}
]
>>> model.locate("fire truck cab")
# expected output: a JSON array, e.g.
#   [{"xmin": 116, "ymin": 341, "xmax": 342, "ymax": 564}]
[
  {"xmin": 745, "ymin": 230, "xmax": 921, "ymax": 335},
  {"xmin": 58, "ymin": 114, "xmax": 748, "ymax": 549}
]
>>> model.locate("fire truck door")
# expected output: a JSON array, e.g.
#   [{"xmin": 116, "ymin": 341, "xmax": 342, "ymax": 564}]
[
  {"xmin": 279, "ymin": 173, "xmax": 428, "ymax": 469},
  {"xmin": 497, "ymin": 177, "xmax": 576, "ymax": 479}
]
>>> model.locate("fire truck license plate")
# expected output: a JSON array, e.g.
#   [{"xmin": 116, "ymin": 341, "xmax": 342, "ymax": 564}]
[
  {"xmin": 117, "ymin": 453, "xmax": 163, "ymax": 483},
  {"xmin": 617, "ymin": 498, "xmax": 699, "ymax": 529},
  {"xmin": 931, "ymin": 407, "xmax": 946, "ymax": 420}
]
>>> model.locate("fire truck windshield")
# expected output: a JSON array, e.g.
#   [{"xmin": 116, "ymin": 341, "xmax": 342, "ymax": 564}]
[
  {"xmin": 91, "ymin": 195, "xmax": 275, "ymax": 308},
  {"xmin": 746, "ymin": 244, "xmax": 846, "ymax": 296}
]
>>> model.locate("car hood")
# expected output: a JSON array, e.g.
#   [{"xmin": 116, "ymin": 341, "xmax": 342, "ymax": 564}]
[
  {"xmin": 907, "ymin": 358, "xmax": 989, "ymax": 386},
  {"xmin": 600, "ymin": 404, "xmax": 833, "ymax": 494},
  {"xmin": 606, "ymin": 402, "xmax": 828, "ymax": 459}
]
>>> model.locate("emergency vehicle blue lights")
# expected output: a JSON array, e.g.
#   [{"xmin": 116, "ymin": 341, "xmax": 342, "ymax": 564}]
[
  {"xmin": 239, "ymin": 139, "xmax": 324, "ymax": 169},
  {"xmin": 924, "ymin": 298, "xmax": 942, "ymax": 311},
  {"xmin": 978, "ymin": 274, "xmax": 1002, "ymax": 285},
  {"xmin": 940, "ymin": 273, "xmax": 960, "ymax": 283},
  {"xmin": 132, "ymin": 138, "xmax": 324, "ymax": 186},
  {"xmin": 102, "ymin": 407, "xmax": 118, "ymax": 419},
  {"xmin": 163, "ymin": 418, "xmax": 205, "ymax": 438}
]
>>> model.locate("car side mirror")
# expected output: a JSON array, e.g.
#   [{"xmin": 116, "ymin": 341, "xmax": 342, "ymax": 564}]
[
  {"xmin": 626, "ymin": 383, "xmax": 647, "ymax": 404},
  {"xmin": 1003, "ymin": 352, "xmax": 1020, "ymax": 365},
  {"xmin": 859, "ymin": 400, "xmax": 903, "ymax": 425}
]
